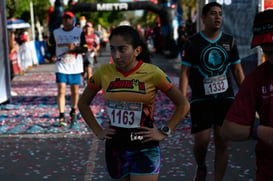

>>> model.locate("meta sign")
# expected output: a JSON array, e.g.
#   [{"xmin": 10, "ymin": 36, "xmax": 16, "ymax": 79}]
[{"xmin": 97, "ymin": 3, "xmax": 128, "ymax": 11}]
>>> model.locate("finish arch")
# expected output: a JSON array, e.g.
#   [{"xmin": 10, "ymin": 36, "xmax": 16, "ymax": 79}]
[{"xmin": 67, "ymin": 1, "xmax": 173, "ymax": 26}]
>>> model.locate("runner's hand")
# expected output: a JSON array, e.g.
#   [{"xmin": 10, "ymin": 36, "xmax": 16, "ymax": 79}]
[
  {"xmin": 51, "ymin": 56, "xmax": 57, "ymax": 62},
  {"xmin": 137, "ymin": 126, "xmax": 167, "ymax": 143},
  {"xmin": 97, "ymin": 127, "xmax": 116, "ymax": 140}
]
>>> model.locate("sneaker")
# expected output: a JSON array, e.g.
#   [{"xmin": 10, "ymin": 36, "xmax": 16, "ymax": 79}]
[
  {"xmin": 193, "ymin": 166, "xmax": 207, "ymax": 181},
  {"xmin": 59, "ymin": 117, "xmax": 67, "ymax": 127},
  {"xmin": 69, "ymin": 110, "xmax": 77, "ymax": 128},
  {"xmin": 10, "ymin": 91, "xmax": 18, "ymax": 96},
  {"xmin": 59, "ymin": 121, "xmax": 67, "ymax": 127}
]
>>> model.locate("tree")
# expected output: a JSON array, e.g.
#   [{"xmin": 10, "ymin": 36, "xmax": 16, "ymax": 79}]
[
  {"xmin": 6, "ymin": 0, "xmax": 51, "ymax": 25},
  {"xmin": 5, "ymin": 0, "xmax": 164, "ymax": 31},
  {"xmin": 180, "ymin": 0, "xmax": 197, "ymax": 21},
  {"xmin": 75, "ymin": 0, "xmax": 124, "ymax": 28}
]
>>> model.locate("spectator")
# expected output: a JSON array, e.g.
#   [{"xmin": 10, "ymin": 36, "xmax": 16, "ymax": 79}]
[{"xmin": 221, "ymin": 9, "xmax": 273, "ymax": 181}]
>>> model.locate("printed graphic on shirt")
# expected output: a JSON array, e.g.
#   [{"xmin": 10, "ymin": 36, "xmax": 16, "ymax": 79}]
[
  {"xmin": 53, "ymin": 27, "xmax": 84, "ymax": 74},
  {"xmin": 261, "ymin": 84, "xmax": 273, "ymax": 96},
  {"xmin": 183, "ymin": 32, "xmax": 238, "ymax": 77},
  {"xmin": 106, "ymin": 78, "xmax": 146, "ymax": 94},
  {"xmin": 200, "ymin": 41, "xmax": 230, "ymax": 95},
  {"xmin": 182, "ymin": 32, "xmax": 239, "ymax": 100},
  {"xmin": 200, "ymin": 45, "xmax": 228, "ymax": 76}
]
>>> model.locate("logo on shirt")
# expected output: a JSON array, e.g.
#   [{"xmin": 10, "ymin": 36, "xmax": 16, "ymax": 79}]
[
  {"xmin": 261, "ymin": 84, "xmax": 273, "ymax": 96},
  {"xmin": 200, "ymin": 45, "xmax": 228, "ymax": 75},
  {"xmin": 107, "ymin": 78, "xmax": 146, "ymax": 94}
]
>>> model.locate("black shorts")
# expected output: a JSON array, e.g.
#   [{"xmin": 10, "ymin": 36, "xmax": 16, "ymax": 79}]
[
  {"xmin": 105, "ymin": 127, "xmax": 160, "ymax": 179},
  {"xmin": 83, "ymin": 51, "xmax": 95, "ymax": 68},
  {"xmin": 190, "ymin": 99, "xmax": 233, "ymax": 134}
]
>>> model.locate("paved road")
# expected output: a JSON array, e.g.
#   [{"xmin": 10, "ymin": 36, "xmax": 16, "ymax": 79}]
[{"xmin": 0, "ymin": 47, "xmax": 256, "ymax": 181}]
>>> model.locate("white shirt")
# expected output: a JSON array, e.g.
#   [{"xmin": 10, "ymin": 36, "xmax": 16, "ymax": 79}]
[{"xmin": 53, "ymin": 27, "xmax": 83, "ymax": 74}]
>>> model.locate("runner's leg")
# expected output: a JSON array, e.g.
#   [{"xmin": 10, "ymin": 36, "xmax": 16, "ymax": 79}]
[
  {"xmin": 57, "ymin": 82, "xmax": 67, "ymax": 126},
  {"xmin": 193, "ymin": 129, "xmax": 210, "ymax": 180},
  {"xmin": 214, "ymin": 126, "xmax": 228, "ymax": 181}
]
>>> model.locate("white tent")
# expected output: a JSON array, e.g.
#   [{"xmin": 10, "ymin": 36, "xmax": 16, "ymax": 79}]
[{"xmin": 6, "ymin": 19, "xmax": 31, "ymax": 30}]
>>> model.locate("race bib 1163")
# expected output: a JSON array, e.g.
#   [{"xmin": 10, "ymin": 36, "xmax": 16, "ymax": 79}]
[{"xmin": 106, "ymin": 100, "xmax": 143, "ymax": 128}]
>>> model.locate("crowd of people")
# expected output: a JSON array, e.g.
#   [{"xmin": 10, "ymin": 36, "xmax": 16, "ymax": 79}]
[
  {"xmin": 79, "ymin": 3, "xmax": 273, "ymax": 180},
  {"xmin": 7, "ymin": 16, "xmax": 193, "ymax": 81},
  {"xmin": 138, "ymin": 20, "xmax": 196, "ymax": 57},
  {"xmin": 7, "ymin": 1, "xmax": 273, "ymax": 180},
  {"xmin": 8, "ymin": 30, "xmax": 41, "ymax": 77}
]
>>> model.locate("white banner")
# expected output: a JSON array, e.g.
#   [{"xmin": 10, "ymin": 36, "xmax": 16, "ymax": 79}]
[{"xmin": 0, "ymin": 0, "xmax": 12, "ymax": 104}]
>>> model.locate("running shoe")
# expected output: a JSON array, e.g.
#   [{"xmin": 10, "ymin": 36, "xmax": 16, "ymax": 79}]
[
  {"xmin": 69, "ymin": 110, "xmax": 77, "ymax": 128},
  {"xmin": 59, "ymin": 117, "xmax": 67, "ymax": 127},
  {"xmin": 193, "ymin": 166, "xmax": 207, "ymax": 181}
]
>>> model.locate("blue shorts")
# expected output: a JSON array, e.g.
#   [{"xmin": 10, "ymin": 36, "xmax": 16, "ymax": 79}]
[
  {"xmin": 105, "ymin": 146, "xmax": 160, "ymax": 180},
  {"xmin": 55, "ymin": 73, "xmax": 81, "ymax": 85}
]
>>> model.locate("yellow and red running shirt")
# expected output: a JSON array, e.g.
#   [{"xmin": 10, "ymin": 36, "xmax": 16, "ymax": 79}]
[{"xmin": 87, "ymin": 60, "xmax": 173, "ymax": 128}]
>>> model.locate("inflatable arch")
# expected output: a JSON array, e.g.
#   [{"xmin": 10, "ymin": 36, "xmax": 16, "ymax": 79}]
[
  {"xmin": 67, "ymin": 1, "xmax": 174, "ymax": 26},
  {"xmin": 67, "ymin": 1, "xmax": 178, "ymax": 57}
]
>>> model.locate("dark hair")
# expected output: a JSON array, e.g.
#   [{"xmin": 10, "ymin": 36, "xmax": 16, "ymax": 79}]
[
  {"xmin": 202, "ymin": 2, "xmax": 222, "ymax": 16},
  {"xmin": 109, "ymin": 25, "xmax": 151, "ymax": 63}
]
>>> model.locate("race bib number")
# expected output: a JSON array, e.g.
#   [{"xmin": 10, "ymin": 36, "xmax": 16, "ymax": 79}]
[
  {"xmin": 203, "ymin": 75, "xmax": 228, "ymax": 95},
  {"xmin": 106, "ymin": 100, "xmax": 142, "ymax": 128},
  {"xmin": 60, "ymin": 54, "xmax": 76, "ymax": 64}
]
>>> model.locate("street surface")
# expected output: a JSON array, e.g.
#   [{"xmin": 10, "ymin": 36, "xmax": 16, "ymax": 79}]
[{"xmin": 0, "ymin": 46, "xmax": 256, "ymax": 181}]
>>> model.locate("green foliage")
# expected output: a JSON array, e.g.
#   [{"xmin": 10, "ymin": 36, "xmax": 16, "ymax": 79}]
[
  {"xmin": 6, "ymin": 0, "xmax": 16, "ymax": 19},
  {"xmin": 6, "ymin": 0, "xmax": 51, "ymax": 24},
  {"xmin": 76, "ymin": 0, "xmax": 124, "ymax": 28},
  {"xmin": 5, "ymin": 0, "xmax": 124, "ymax": 29},
  {"xmin": 5, "ymin": 0, "xmax": 197, "ymax": 30},
  {"xmin": 180, "ymin": 0, "xmax": 197, "ymax": 20},
  {"xmin": 77, "ymin": 9, "xmax": 124, "ymax": 28},
  {"xmin": 138, "ymin": 11, "xmax": 158, "ymax": 27}
]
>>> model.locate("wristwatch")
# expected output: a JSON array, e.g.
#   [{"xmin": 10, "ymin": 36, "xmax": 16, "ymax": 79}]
[{"xmin": 159, "ymin": 126, "xmax": 172, "ymax": 137}]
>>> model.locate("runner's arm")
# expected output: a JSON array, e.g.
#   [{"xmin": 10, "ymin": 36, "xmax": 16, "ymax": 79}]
[
  {"xmin": 180, "ymin": 64, "xmax": 190, "ymax": 97},
  {"xmin": 221, "ymin": 119, "xmax": 251, "ymax": 141},
  {"xmin": 231, "ymin": 63, "xmax": 245, "ymax": 87},
  {"xmin": 69, "ymin": 32, "xmax": 88, "ymax": 54},
  {"xmin": 78, "ymin": 86, "xmax": 108, "ymax": 140},
  {"xmin": 165, "ymin": 85, "xmax": 190, "ymax": 133}
]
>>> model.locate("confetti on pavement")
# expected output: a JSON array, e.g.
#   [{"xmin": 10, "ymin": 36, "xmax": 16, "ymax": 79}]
[{"xmin": 0, "ymin": 68, "xmax": 256, "ymax": 180}]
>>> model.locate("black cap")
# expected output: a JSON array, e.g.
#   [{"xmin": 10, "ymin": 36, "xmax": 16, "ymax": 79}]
[{"xmin": 251, "ymin": 9, "xmax": 273, "ymax": 48}]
